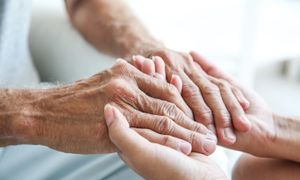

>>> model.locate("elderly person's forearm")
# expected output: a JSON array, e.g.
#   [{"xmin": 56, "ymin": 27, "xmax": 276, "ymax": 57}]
[
  {"xmin": 0, "ymin": 89, "xmax": 33, "ymax": 146},
  {"xmin": 65, "ymin": 0, "xmax": 163, "ymax": 58},
  {"xmin": 0, "ymin": 60, "xmax": 216, "ymax": 155}
]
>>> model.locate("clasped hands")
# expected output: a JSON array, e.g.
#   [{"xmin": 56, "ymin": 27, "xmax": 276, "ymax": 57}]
[
  {"xmin": 102, "ymin": 50, "xmax": 275, "ymax": 179},
  {"xmin": 16, "ymin": 49, "xmax": 275, "ymax": 179}
]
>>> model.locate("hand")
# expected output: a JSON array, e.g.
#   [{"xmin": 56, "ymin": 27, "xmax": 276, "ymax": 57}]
[
  {"xmin": 139, "ymin": 49, "xmax": 251, "ymax": 145},
  {"xmin": 16, "ymin": 59, "xmax": 216, "ymax": 155},
  {"xmin": 191, "ymin": 51, "xmax": 276, "ymax": 156},
  {"xmin": 132, "ymin": 53, "xmax": 251, "ymax": 146},
  {"xmin": 104, "ymin": 104, "xmax": 227, "ymax": 180}
]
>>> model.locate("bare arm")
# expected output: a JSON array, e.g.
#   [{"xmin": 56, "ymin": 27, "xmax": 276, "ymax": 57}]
[
  {"xmin": 192, "ymin": 51, "xmax": 300, "ymax": 163},
  {"xmin": 271, "ymin": 114, "xmax": 300, "ymax": 162},
  {"xmin": 65, "ymin": 0, "xmax": 163, "ymax": 58},
  {"xmin": 0, "ymin": 60, "xmax": 215, "ymax": 155},
  {"xmin": 0, "ymin": 89, "xmax": 35, "ymax": 147}
]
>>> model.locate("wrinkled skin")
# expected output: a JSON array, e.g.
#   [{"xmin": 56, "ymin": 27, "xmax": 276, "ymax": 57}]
[
  {"xmin": 190, "ymin": 51, "xmax": 275, "ymax": 156},
  {"xmin": 145, "ymin": 49, "xmax": 251, "ymax": 145},
  {"xmin": 15, "ymin": 59, "xmax": 215, "ymax": 154},
  {"xmin": 104, "ymin": 104, "xmax": 227, "ymax": 180}
]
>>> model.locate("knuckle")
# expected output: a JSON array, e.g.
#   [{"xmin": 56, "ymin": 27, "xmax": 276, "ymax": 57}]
[
  {"xmin": 166, "ymin": 84, "xmax": 179, "ymax": 98},
  {"xmin": 197, "ymin": 105, "xmax": 213, "ymax": 124},
  {"xmin": 217, "ymin": 81, "xmax": 230, "ymax": 95},
  {"xmin": 198, "ymin": 109, "xmax": 213, "ymax": 124},
  {"xmin": 189, "ymin": 131, "xmax": 199, "ymax": 146},
  {"xmin": 108, "ymin": 79, "xmax": 127, "ymax": 94},
  {"xmin": 182, "ymin": 83, "xmax": 201, "ymax": 99},
  {"xmin": 106, "ymin": 78, "xmax": 137, "ymax": 105},
  {"xmin": 113, "ymin": 60, "xmax": 138, "ymax": 75},
  {"xmin": 227, "ymin": 101, "xmax": 241, "ymax": 113},
  {"xmin": 217, "ymin": 112, "xmax": 232, "ymax": 127},
  {"xmin": 162, "ymin": 103, "xmax": 178, "ymax": 116},
  {"xmin": 193, "ymin": 123, "xmax": 206, "ymax": 133},
  {"xmin": 181, "ymin": 53, "xmax": 193, "ymax": 65},
  {"xmin": 114, "ymin": 59, "xmax": 129, "ymax": 70},
  {"xmin": 162, "ymin": 135, "xmax": 174, "ymax": 146},
  {"xmin": 203, "ymin": 84, "xmax": 220, "ymax": 96},
  {"xmin": 156, "ymin": 117, "xmax": 175, "ymax": 134}
]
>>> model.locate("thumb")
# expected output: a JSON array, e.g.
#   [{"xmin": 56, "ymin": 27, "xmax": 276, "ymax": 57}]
[{"xmin": 104, "ymin": 104, "xmax": 153, "ymax": 158}]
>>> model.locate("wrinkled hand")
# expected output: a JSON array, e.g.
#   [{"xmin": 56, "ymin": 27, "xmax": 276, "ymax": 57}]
[
  {"xmin": 133, "ymin": 52, "xmax": 251, "ymax": 145},
  {"xmin": 104, "ymin": 104, "xmax": 226, "ymax": 180},
  {"xmin": 191, "ymin": 52, "xmax": 275, "ymax": 156},
  {"xmin": 140, "ymin": 49, "xmax": 251, "ymax": 145},
  {"xmin": 20, "ymin": 59, "xmax": 216, "ymax": 155}
]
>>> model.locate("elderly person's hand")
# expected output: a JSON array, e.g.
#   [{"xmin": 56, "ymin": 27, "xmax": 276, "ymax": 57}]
[
  {"xmin": 133, "ymin": 52, "xmax": 251, "ymax": 146},
  {"xmin": 104, "ymin": 104, "xmax": 227, "ymax": 180},
  {"xmin": 190, "ymin": 52, "xmax": 276, "ymax": 156},
  {"xmin": 11, "ymin": 59, "xmax": 216, "ymax": 155}
]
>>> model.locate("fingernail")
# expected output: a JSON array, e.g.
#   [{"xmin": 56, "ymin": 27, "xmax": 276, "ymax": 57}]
[
  {"xmin": 104, "ymin": 104, "xmax": 115, "ymax": 126},
  {"xmin": 223, "ymin": 128, "xmax": 236, "ymax": 143},
  {"xmin": 180, "ymin": 141, "xmax": 192, "ymax": 154},
  {"xmin": 203, "ymin": 139, "xmax": 216, "ymax": 155}
]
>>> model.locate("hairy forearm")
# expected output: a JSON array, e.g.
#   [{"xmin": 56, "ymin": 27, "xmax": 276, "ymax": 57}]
[
  {"xmin": 65, "ymin": 0, "xmax": 164, "ymax": 58},
  {"xmin": 271, "ymin": 114, "xmax": 300, "ymax": 162},
  {"xmin": 0, "ymin": 89, "xmax": 37, "ymax": 146}
]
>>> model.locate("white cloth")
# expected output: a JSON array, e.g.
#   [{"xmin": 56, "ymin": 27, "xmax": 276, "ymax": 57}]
[{"xmin": 0, "ymin": 0, "xmax": 39, "ymax": 88}]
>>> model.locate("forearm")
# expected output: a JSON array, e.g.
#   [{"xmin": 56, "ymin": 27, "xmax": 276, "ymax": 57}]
[
  {"xmin": 65, "ymin": 0, "xmax": 164, "ymax": 58},
  {"xmin": 0, "ymin": 89, "xmax": 37, "ymax": 146},
  {"xmin": 270, "ymin": 114, "xmax": 300, "ymax": 162}
]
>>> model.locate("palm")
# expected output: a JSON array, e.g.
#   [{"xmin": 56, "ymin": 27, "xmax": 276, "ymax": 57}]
[
  {"xmin": 231, "ymin": 86, "xmax": 275, "ymax": 156},
  {"xmin": 142, "ymin": 143, "xmax": 226, "ymax": 179}
]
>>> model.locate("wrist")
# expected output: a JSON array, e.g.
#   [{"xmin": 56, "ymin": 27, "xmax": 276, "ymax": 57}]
[
  {"xmin": 0, "ymin": 89, "xmax": 40, "ymax": 145},
  {"xmin": 269, "ymin": 113, "xmax": 300, "ymax": 162}
]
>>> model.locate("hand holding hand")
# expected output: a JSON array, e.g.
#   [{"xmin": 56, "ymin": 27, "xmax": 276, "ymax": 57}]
[
  {"xmin": 133, "ymin": 52, "xmax": 251, "ymax": 146},
  {"xmin": 191, "ymin": 51, "xmax": 275, "ymax": 156},
  {"xmin": 104, "ymin": 104, "xmax": 226, "ymax": 180},
  {"xmin": 17, "ymin": 59, "xmax": 215, "ymax": 155}
]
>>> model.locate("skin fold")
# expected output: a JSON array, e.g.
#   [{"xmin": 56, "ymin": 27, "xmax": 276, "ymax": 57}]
[
  {"xmin": 122, "ymin": 53, "xmax": 300, "ymax": 179},
  {"xmin": 65, "ymin": 0, "xmax": 252, "ymax": 145},
  {"xmin": 0, "ymin": 59, "xmax": 217, "ymax": 155},
  {"xmin": 1, "ymin": 0, "xmax": 299, "ymax": 179}
]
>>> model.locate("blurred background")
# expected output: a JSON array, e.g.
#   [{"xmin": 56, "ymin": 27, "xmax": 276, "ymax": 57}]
[
  {"xmin": 30, "ymin": 0, "xmax": 300, "ymax": 116},
  {"xmin": 29, "ymin": 0, "xmax": 300, "ymax": 175}
]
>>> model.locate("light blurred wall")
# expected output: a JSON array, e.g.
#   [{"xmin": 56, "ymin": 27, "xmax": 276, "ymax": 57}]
[{"xmin": 30, "ymin": 0, "xmax": 300, "ymax": 83}]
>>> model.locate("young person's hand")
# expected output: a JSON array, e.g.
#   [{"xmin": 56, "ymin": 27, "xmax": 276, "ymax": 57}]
[
  {"xmin": 190, "ymin": 51, "xmax": 275, "ymax": 156},
  {"xmin": 104, "ymin": 104, "xmax": 227, "ymax": 180}
]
